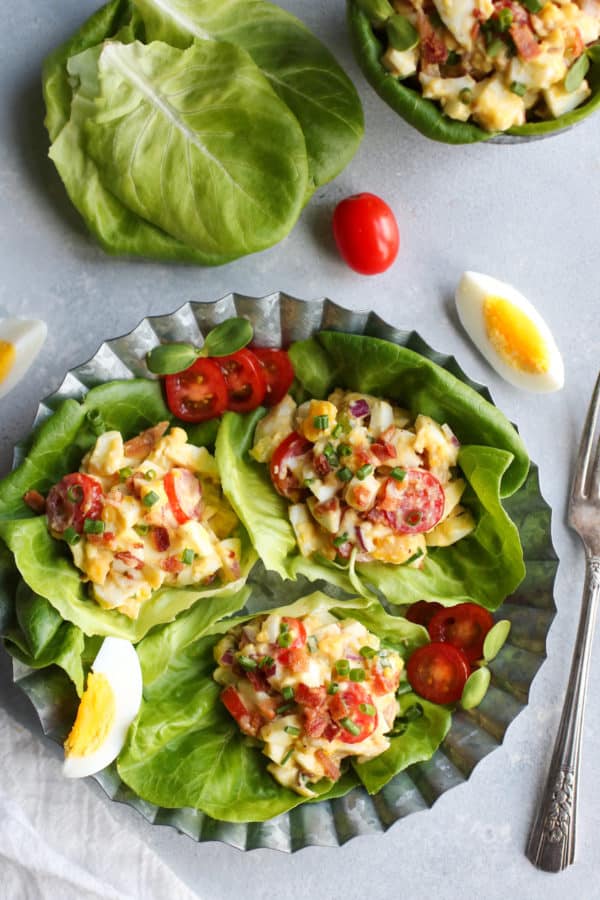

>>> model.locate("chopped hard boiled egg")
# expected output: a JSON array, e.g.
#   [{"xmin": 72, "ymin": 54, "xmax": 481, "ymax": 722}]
[
  {"xmin": 63, "ymin": 637, "xmax": 142, "ymax": 778},
  {"xmin": 0, "ymin": 318, "xmax": 47, "ymax": 399},
  {"xmin": 455, "ymin": 271, "xmax": 564, "ymax": 393}
]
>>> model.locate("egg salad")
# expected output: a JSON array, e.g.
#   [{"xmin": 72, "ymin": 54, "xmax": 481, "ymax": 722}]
[
  {"xmin": 213, "ymin": 609, "xmax": 403, "ymax": 796},
  {"xmin": 379, "ymin": 0, "xmax": 600, "ymax": 131},
  {"xmin": 45, "ymin": 422, "xmax": 241, "ymax": 618},
  {"xmin": 251, "ymin": 390, "xmax": 475, "ymax": 568}
]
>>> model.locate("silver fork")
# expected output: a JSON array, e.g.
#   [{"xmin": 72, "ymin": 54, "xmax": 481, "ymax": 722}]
[{"xmin": 526, "ymin": 372, "xmax": 600, "ymax": 872}]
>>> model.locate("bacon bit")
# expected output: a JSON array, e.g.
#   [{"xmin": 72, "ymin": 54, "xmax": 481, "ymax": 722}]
[
  {"xmin": 314, "ymin": 453, "xmax": 331, "ymax": 477},
  {"xmin": 354, "ymin": 447, "xmax": 374, "ymax": 468},
  {"xmin": 152, "ymin": 525, "xmax": 170, "ymax": 553},
  {"xmin": 334, "ymin": 540, "xmax": 353, "ymax": 560},
  {"xmin": 295, "ymin": 684, "xmax": 327, "ymax": 709},
  {"xmin": 23, "ymin": 490, "xmax": 46, "ymax": 514},
  {"xmin": 277, "ymin": 647, "xmax": 309, "ymax": 673},
  {"xmin": 328, "ymin": 693, "xmax": 348, "ymax": 721},
  {"xmin": 123, "ymin": 421, "xmax": 169, "ymax": 459},
  {"xmin": 114, "ymin": 551, "xmax": 144, "ymax": 570},
  {"xmin": 417, "ymin": 10, "xmax": 449, "ymax": 65},
  {"xmin": 255, "ymin": 696, "xmax": 278, "ymax": 722},
  {"xmin": 161, "ymin": 554, "xmax": 184, "ymax": 574},
  {"xmin": 303, "ymin": 707, "xmax": 330, "ymax": 738},
  {"xmin": 349, "ymin": 483, "xmax": 375, "ymax": 511},
  {"xmin": 315, "ymin": 749, "xmax": 340, "ymax": 781},
  {"xmin": 510, "ymin": 21, "xmax": 540, "ymax": 58},
  {"xmin": 239, "ymin": 712, "xmax": 264, "ymax": 738},
  {"xmin": 245, "ymin": 669, "xmax": 271, "ymax": 694},
  {"xmin": 370, "ymin": 441, "xmax": 395, "ymax": 463},
  {"xmin": 323, "ymin": 722, "xmax": 341, "ymax": 742},
  {"xmin": 102, "ymin": 531, "xmax": 116, "ymax": 544}
]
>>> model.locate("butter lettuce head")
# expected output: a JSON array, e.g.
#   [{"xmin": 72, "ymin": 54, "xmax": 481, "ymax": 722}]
[
  {"xmin": 117, "ymin": 590, "xmax": 451, "ymax": 820},
  {"xmin": 0, "ymin": 379, "xmax": 256, "ymax": 643},
  {"xmin": 216, "ymin": 331, "xmax": 529, "ymax": 609}
]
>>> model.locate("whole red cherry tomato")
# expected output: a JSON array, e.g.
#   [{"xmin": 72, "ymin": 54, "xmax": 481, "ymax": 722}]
[{"xmin": 332, "ymin": 193, "xmax": 399, "ymax": 275}]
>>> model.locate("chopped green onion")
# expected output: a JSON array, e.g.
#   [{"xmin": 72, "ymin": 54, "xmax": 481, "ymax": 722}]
[
  {"xmin": 119, "ymin": 466, "xmax": 133, "ymax": 481},
  {"xmin": 429, "ymin": 8, "xmax": 443, "ymax": 28},
  {"xmin": 282, "ymin": 685, "xmax": 294, "ymax": 700},
  {"xmin": 359, "ymin": 703, "xmax": 376, "ymax": 716},
  {"xmin": 280, "ymin": 620, "xmax": 289, "ymax": 632},
  {"xmin": 521, "ymin": 0, "xmax": 542, "ymax": 11},
  {"xmin": 284, "ymin": 725, "xmax": 301, "ymax": 736},
  {"xmin": 359, "ymin": 646, "xmax": 377, "ymax": 659},
  {"xmin": 406, "ymin": 548, "xmax": 424, "ymax": 565},
  {"xmin": 63, "ymin": 526, "xmax": 80, "ymax": 546},
  {"xmin": 337, "ymin": 443, "xmax": 352, "ymax": 457},
  {"xmin": 143, "ymin": 491, "xmax": 160, "ymax": 507},
  {"xmin": 66, "ymin": 485, "xmax": 83, "ymax": 503},
  {"xmin": 332, "ymin": 423, "xmax": 344, "ymax": 438},
  {"xmin": 337, "ymin": 466, "xmax": 353, "ymax": 483},
  {"xmin": 323, "ymin": 443, "xmax": 338, "ymax": 466},
  {"xmin": 510, "ymin": 80, "xmax": 527, "ymax": 96},
  {"xmin": 181, "ymin": 548, "xmax": 195, "ymax": 565},
  {"xmin": 333, "ymin": 532, "xmax": 349, "ymax": 548},
  {"xmin": 340, "ymin": 717, "xmax": 361, "ymax": 736},
  {"xmin": 390, "ymin": 467, "xmax": 406, "ymax": 481},
  {"xmin": 304, "ymin": 478, "xmax": 315, "ymax": 487},
  {"xmin": 327, "ymin": 682, "xmax": 339, "ymax": 695},
  {"xmin": 238, "ymin": 655, "xmax": 257, "ymax": 670},
  {"xmin": 278, "ymin": 631, "xmax": 293, "ymax": 648},
  {"xmin": 259, "ymin": 655, "xmax": 275, "ymax": 669},
  {"xmin": 134, "ymin": 523, "xmax": 150, "ymax": 536},
  {"xmin": 276, "ymin": 702, "xmax": 294, "ymax": 715},
  {"xmin": 313, "ymin": 415, "xmax": 329, "ymax": 430},
  {"xmin": 144, "ymin": 469, "xmax": 156, "ymax": 481},
  {"xmin": 356, "ymin": 464, "xmax": 373, "ymax": 480},
  {"xmin": 349, "ymin": 667, "xmax": 366, "ymax": 682},
  {"xmin": 335, "ymin": 659, "xmax": 349, "ymax": 676},
  {"xmin": 83, "ymin": 518, "xmax": 105, "ymax": 534},
  {"xmin": 281, "ymin": 748, "xmax": 294, "ymax": 765},
  {"xmin": 497, "ymin": 7, "xmax": 513, "ymax": 30},
  {"xmin": 459, "ymin": 88, "xmax": 472, "ymax": 104},
  {"xmin": 307, "ymin": 635, "xmax": 318, "ymax": 654},
  {"xmin": 487, "ymin": 37, "xmax": 505, "ymax": 57}
]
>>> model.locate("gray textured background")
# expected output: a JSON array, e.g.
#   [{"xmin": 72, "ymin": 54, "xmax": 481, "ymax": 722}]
[{"xmin": 1, "ymin": 0, "xmax": 599, "ymax": 897}]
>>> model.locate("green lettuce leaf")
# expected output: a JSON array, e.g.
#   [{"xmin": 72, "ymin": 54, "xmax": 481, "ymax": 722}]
[
  {"xmin": 118, "ymin": 591, "xmax": 445, "ymax": 819},
  {"xmin": 217, "ymin": 332, "xmax": 528, "ymax": 609},
  {"xmin": 0, "ymin": 379, "xmax": 255, "ymax": 642}
]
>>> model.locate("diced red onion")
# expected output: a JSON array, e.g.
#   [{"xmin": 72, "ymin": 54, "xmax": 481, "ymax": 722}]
[
  {"xmin": 349, "ymin": 399, "xmax": 370, "ymax": 418},
  {"xmin": 220, "ymin": 649, "xmax": 234, "ymax": 665},
  {"xmin": 356, "ymin": 526, "xmax": 369, "ymax": 553}
]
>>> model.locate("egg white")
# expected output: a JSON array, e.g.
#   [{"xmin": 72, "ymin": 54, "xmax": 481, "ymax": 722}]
[
  {"xmin": 63, "ymin": 637, "xmax": 142, "ymax": 778},
  {"xmin": 455, "ymin": 271, "xmax": 564, "ymax": 393},
  {"xmin": 0, "ymin": 318, "xmax": 47, "ymax": 399}
]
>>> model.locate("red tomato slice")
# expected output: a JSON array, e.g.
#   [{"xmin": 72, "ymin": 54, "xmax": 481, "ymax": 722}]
[
  {"xmin": 428, "ymin": 603, "xmax": 495, "ymax": 664},
  {"xmin": 46, "ymin": 473, "xmax": 104, "ymax": 534},
  {"xmin": 328, "ymin": 682, "xmax": 378, "ymax": 744},
  {"xmin": 217, "ymin": 348, "xmax": 267, "ymax": 413},
  {"xmin": 251, "ymin": 348, "xmax": 295, "ymax": 407},
  {"xmin": 163, "ymin": 468, "xmax": 202, "ymax": 525},
  {"xmin": 405, "ymin": 600, "xmax": 444, "ymax": 629},
  {"xmin": 164, "ymin": 358, "xmax": 228, "ymax": 423},
  {"xmin": 406, "ymin": 642, "xmax": 470, "ymax": 705},
  {"xmin": 332, "ymin": 193, "xmax": 399, "ymax": 275},
  {"xmin": 270, "ymin": 432, "xmax": 312, "ymax": 501},
  {"xmin": 376, "ymin": 470, "xmax": 445, "ymax": 534}
]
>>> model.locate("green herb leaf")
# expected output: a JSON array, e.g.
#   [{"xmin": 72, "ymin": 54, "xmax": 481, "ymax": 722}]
[
  {"xmin": 146, "ymin": 342, "xmax": 200, "ymax": 375},
  {"xmin": 565, "ymin": 53, "xmax": 590, "ymax": 93},
  {"xmin": 386, "ymin": 14, "xmax": 419, "ymax": 51},
  {"xmin": 203, "ymin": 318, "xmax": 253, "ymax": 358},
  {"xmin": 461, "ymin": 666, "xmax": 491, "ymax": 709},
  {"xmin": 510, "ymin": 81, "xmax": 527, "ymax": 97},
  {"xmin": 521, "ymin": 0, "xmax": 543, "ymax": 12},
  {"xmin": 483, "ymin": 619, "xmax": 511, "ymax": 662}
]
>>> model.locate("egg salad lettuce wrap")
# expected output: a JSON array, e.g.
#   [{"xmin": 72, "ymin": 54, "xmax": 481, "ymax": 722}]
[
  {"xmin": 116, "ymin": 590, "xmax": 451, "ymax": 821},
  {"xmin": 215, "ymin": 331, "xmax": 529, "ymax": 609},
  {"xmin": 0, "ymin": 379, "xmax": 256, "ymax": 644}
]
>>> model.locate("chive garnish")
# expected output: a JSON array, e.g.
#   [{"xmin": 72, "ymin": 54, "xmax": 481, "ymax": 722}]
[
  {"xmin": 278, "ymin": 630, "xmax": 293, "ymax": 648},
  {"xmin": 497, "ymin": 7, "xmax": 513, "ymax": 29},
  {"xmin": 356, "ymin": 464, "xmax": 373, "ymax": 480},
  {"xmin": 335, "ymin": 659, "xmax": 349, "ymax": 676},
  {"xmin": 332, "ymin": 533, "xmax": 349, "ymax": 548},
  {"xmin": 337, "ymin": 466, "xmax": 353, "ymax": 483},
  {"xmin": 119, "ymin": 466, "xmax": 133, "ymax": 481},
  {"xmin": 349, "ymin": 668, "xmax": 366, "ymax": 682},
  {"xmin": 307, "ymin": 635, "xmax": 318, "ymax": 654},
  {"xmin": 83, "ymin": 518, "xmax": 105, "ymax": 534},
  {"xmin": 332, "ymin": 423, "xmax": 343, "ymax": 438},
  {"xmin": 359, "ymin": 703, "xmax": 376, "ymax": 716},
  {"xmin": 340, "ymin": 717, "xmax": 361, "ymax": 736},
  {"xmin": 63, "ymin": 526, "xmax": 80, "ymax": 546},
  {"xmin": 359, "ymin": 646, "xmax": 377, "ymax": 659},
  {"xmin": 284, "ymin": 725, "xmax": 301, "ymax": 736},
  {"xmin": 238, "ymin": 655, "xmax": 257, "ymax": 670},
  {"xmin": 181, "ymin": 548, "xmax": 195, "ymax": 565},
  {"xmin": 323, "ymin": 443, "xmax": 338, "ymax": 466},
  {"xmin": 259, "ymin": 655, "xmax": 275, "ymax": 669},
  {"xmin": 134, "ymin": 522, "xmax": 150, "ymax": 536},
  {"xmin": 487, "ymin": 37, "xmax": 505, "ymax": 57},
  {"xmin": 145, "ymin": 469, "xmax": 156, "ymax": 481},
  {"xmin": 313, "ymin": 415, "xmax": 329, "ymax": 430},
  {"xmin": 276, "ymin": 702, "xmax": 294, "ymax": 715},
  {"xmin": 66, "ymin": 485, "xmax": 83, "ymax": 503},
  {"xmin": 510, "ymin": 80, "xmax": 527, "ymax": 96},
  {"xmin": 327, "ymin": 682, "xmax": 339, "ymax": 695},
  {"xmin": 337, "ymin": 443, "xmax": 352, "ymax": 457},
  {"xmin": 143, "ymin": 491, "xmax": 160, "ymax": 507},
  {"xmin": 390, "ymin": 467, "xmax": 406, "ymax": 481},
  {"xmin": 282, "ymin": 686, "xmax": 294, "ymax": 700},
  {"xmin": 281, "ymin": 748, "xmax": 294, "ymax": 765}
]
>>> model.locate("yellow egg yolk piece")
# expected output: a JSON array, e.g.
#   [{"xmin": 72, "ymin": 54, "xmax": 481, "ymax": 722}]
[
  {"xmin": 64, "ymin": 672, "xmax": 116, "ymax": 758},
  {"xmin": 0, "ymin": 341, "xmax": 15, "ymax": 383},
  {"xmin": 483, "ymin": 296, "xmax": 550, "ymax": 374}
]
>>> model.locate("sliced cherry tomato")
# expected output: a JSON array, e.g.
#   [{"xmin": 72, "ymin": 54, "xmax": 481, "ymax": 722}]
[
  {"xmin": 405, "ymin": 600, "xmax": 444, "ymax": 629},
  {"xmin": 46, "ymin": 473, "xmax": 103, "ymax": 534},
  {"xmin": 428, "ymin": 602, "xmax": 495, "ymax": 664},
  {"xmin": 251, "ymin": 347, "xmax": 295, "ymax": 407},
  {"xmin": 332, "ymin": 192, "xmax": 400, "ymax": 275},
  {"xmin": 406, "ymin": 642, "xmax": 470, "ymax": 705},
  {"xmin": 164, "ymin": 357, "xmax": 228, "ymax": 423},
  {"xmin": 328, "ymin": 682, "xmax": 378, "ymax": 744},
  {"xmin": 163, "ymin": 468, "xmax": 202, "ymax": 525},
  {"xmin": 270, "ymin": 431, "xmax": 312, "ymax": 501},
  {"xmin": 217, "ymin": 348, "xmax": 267, "ymax": 413},
  {"xmin": 376, "ymin": 470, "xmax": 445, "ymax": 534}
]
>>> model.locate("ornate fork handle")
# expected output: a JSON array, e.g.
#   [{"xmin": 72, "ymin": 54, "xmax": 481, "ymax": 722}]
[{"xmin": 526, "ymin": 555, "xmax": 600, "ymax": 871}]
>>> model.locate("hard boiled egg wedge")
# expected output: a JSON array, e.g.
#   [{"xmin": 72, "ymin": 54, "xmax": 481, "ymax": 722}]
[
  {"xmin": 63, "ymin": 637, "xmax": 142, "ymax": 779},
  {"xmin": 455, "ymin": 272, "xmax": 564, "ymax": 393},
  {"xmin": 0, "ymin": 318, "xmax": 47, "ymax": 399}
]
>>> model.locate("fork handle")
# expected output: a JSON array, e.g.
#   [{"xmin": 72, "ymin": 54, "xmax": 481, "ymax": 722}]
[{"xmin": 526, "ymin": 554, "xmax": 600, "ymax": 872}]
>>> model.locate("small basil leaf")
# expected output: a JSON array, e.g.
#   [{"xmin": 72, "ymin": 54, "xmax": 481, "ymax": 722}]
[
  {"xmin": 565, "ymin": 53, "xmax": 590, "ymax": 93},
  {"xmin": 356, "ymin": 0, "xmax": 394, "ymax": 24},
  {"xmin": 461, "ymin": 666, "xmax": 491, "ymax": 710},
  {"xmin": 146, "ymin": 343, "xmax": 199, "ymax": 375},
  {"xmin": 483, "ymin": 619, "xmax": 511, "ymax": 662},
  {"xmin": 203, "ymin": 317, "xmax": 253, "ymax": 358},
  {"xmin": 386, "ymin": 14, "xmax": 419, "ymax": 52}
]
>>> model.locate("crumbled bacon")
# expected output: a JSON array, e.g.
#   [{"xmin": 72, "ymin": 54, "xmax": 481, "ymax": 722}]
[
  {"xmin": 152, "ymin": 525, "xmax": 170, "ymax": 552},
  {"xmin": 114, "ymin": 551, "xmax": 144, "ymax": 570},
  {"xmin": 23, "ymin": 490, "xmax": 46, "ymax": 514},
  {"xmin": 370, "ymin": 441, "xmax": 395, "ymax": 463},
  {"xmin": 510, "ymin": 21, "xmax": 540, "ymax": 58},
  {"xmin": 277, "ymin": 647, "xmax": 309, "ymax": 673},
  {"xmin": 295, "ymin": 684, "xmax": 327, "ymax": 709},
  {"xmin": 303, "ymin": 707, "xmax": 330, "ymax": 738},
  {"xmin": 161, "ymin": 554, "xmax": 184, "ymax": 574},
  {"xmin": 315, "ymin": 750, "xmax": 340, "ymax": 781},
  {"xmin": 314, "ymin": 453, "xmax": 331, "ymax": 477},
  {"xmin": 123, "ymin": 421, "xmax": 169, "ymax": 459},
  {"xmin": 417, "ymin": 10, "xmax": 449, "ymax": 65}
]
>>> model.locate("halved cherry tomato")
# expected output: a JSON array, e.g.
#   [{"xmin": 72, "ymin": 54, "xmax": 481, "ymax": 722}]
[
  {"xmin": 376, "ymin": 469, "xmax": 445, "ymax": 534},
  {"xmin": 270, "ymin": 432, "xmax": 312, "ymax": 501},
  {"xmin": 428, "ymin": 602, "xmax": 495, "ymax": 664},
  {"xmin": 251, "ymin": 348, "xmax": 295, "ymax": 407},
  {"xmin": 332, "ymin": 193, "xmax": 400, "ymax": 276},
  {"xmin": 217, "ymin": 348, "xmax": 267, "ymax": 413},
  {"xmin": 46, "ymin": 473, "xmax": 103, "ymax": 534},
  {"xmin": 406, "ymin": 642, "xmax": 470, "ymax": 705},
  {"xmin": 328, "ymin": 682, "xmax": 378, "ymax": 744},
  {"xmin": 405, "ymin": 600, "xmax": 444, "ymax": 629},
  {"xmin": 164, "ymin": 358, "xmax": 228, "ymax": 423},
  {"xmin": 163, "ymin": 468, "xmax": 202, "ymax": 525}
]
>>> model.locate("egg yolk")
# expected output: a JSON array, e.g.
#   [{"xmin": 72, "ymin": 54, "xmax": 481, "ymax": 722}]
[
  {"xmin": 64, "ymin": 672, "xmax": 116, "ymax": 758},
  {"xmin": 0, "ymin": 341, "xmax": 15, "ymax": 383},
  {"xmin": 483, "ymin": 296, "xmax": 550, "ymax": 374}
]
